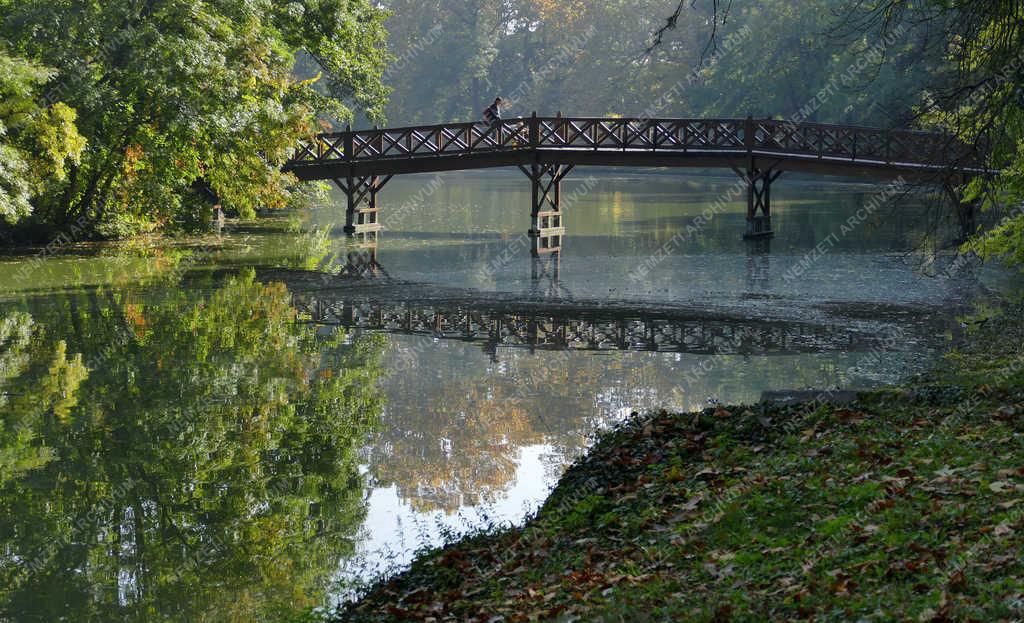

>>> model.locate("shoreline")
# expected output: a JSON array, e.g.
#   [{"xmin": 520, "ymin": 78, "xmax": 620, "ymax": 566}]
[{"xmin": 333, "ymin": 302, "xmax": 1024, "ymax": 622}]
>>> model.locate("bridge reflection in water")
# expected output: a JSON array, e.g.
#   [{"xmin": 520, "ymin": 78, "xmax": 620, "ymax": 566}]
[
  {"xmin": 294, "ymin": 294, "xmax": 872, "ymax": 360},
  {"xmin": 291, "ymin": 234, "xmax": 893, "ymax": 361}
]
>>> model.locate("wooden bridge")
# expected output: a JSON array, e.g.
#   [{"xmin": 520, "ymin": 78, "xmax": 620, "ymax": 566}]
[{"xmin": 284, "ymin": 115, "xmax": 981, "ymax": 248}]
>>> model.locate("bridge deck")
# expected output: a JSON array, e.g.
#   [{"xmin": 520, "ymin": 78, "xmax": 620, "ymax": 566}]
[{"xmin": 285, "ymin": 116, "xmax": 981, "ymax": 181}]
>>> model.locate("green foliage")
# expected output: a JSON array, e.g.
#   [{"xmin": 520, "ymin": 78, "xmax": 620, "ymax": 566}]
[
  {"xmin": 0, "ymin": 0, "xmax": 388, "ymax": 237},
  {"xmin": 872, "ymin": 1, "xmax": 1024, "ymax": 268},
  {"xmin": 0, "ymin": 47, "xmax": 84, "ymax": 224}
]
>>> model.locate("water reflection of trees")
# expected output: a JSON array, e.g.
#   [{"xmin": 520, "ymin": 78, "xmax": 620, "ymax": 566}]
[
  {"xmin": 0, "ymin": 271, "xmax": 385, "ymax": 622},
  {"xmin": 366, "ymin": 334, "xmax": 854, "ymax": 515}
]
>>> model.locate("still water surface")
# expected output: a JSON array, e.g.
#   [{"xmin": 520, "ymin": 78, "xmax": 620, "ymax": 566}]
[{"xmin": 0, "ymin": 171, "xmax": 1014, "ymax": 620}]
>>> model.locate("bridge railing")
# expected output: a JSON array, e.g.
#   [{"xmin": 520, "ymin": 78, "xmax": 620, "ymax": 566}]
[
  {"xmin": 288, "ymin": 115, "xmax": 975, "ymax": 169},
  {"xmin": 290, "ymin": 120, "xmax": 530, "ymax": 165},
  {"xmin": 534, "ymin": 117, "xmax": 967, "ymax": 165}
]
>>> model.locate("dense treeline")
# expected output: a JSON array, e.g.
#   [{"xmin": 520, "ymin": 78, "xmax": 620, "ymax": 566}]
[
  {"xmin": 0, "ymin": 1, "xmax": 387, "ymax": 239},
  {"xmin": 380, "ymin": 0, "xmax": 947, "ymax": 127}
]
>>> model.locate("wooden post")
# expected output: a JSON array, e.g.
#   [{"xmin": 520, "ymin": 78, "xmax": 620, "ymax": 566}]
[
  {"xmin": 344, "ymin": 179, "xmax": 357, "ymax": 234},
  {"xmin": 746, "ymin": 168, "xmax": 756, "ymax": 222},
  {"xmin": 343, "ymin": 124, "xmax": 353, "ymax": 160},
  {"xmin": 554, "ymin": 167, "xmax": 561, "ymax": 209},
  {"xmin": 344, "ymin": 125, "xmax": 355, "ymax": 234},
  {"xmin": 529, "ymin": 111, "xmax": 539, "ymax": 148},
  {"xmin": 530, "ymin": 163, "xmax": 540, "ymax": 226}
]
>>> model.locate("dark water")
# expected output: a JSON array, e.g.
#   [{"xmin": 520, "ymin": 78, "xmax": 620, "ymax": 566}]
[{"xmin": 0, "ymin": 170, "xmax": 1016, "ymax": 621}]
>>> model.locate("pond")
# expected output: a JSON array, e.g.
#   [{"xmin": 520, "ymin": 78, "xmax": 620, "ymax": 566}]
[{"xmin": 0, "ymin": 170, "xmax": 1015, "ymax": 621}]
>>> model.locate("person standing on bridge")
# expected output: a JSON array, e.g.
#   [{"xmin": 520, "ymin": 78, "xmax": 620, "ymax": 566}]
[{"xmin": 482, "ymin": 97, "xmax": 503, "ymax": 126}]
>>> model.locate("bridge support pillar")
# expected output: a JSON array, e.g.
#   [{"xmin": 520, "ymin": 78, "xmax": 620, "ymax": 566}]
[
  {"xmin": 739, "ymin": 167, "xmax": 782, "ymax": 240},
  {"xmin": 521, "ymin": 163, "xmax": 572, "ymax": 256},
  {"xmin": 335, "ymin": 174, "xmax": 392, "ymax": 242}
]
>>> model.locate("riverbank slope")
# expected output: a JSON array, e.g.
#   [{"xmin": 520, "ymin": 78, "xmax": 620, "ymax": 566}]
[{"xmin": 335, "ymin": 303, "xmax": 1024, "ymax": 621}]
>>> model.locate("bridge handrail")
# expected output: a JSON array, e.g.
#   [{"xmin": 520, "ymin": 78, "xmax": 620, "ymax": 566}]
[
  {"xmin": 286, "ymin": 114, "xmax": 976, "ymax": 169},
  {"xmin": 302, "ymin": 117, "xmax": 947, "ymax": 140},
  {"xmin": 531, "ymin": 116, "xmax": 945, "ymax": 136}
]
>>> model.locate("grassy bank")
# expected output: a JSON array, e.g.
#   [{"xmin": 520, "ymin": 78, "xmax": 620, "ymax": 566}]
[{"xmin": 336, "ymin": 303, "xmax": 1024, "ymax": 622}]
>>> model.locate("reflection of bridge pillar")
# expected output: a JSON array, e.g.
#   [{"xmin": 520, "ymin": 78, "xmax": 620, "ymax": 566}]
[
  {"xmin": 531, "ymin": 251, "xmax": 560, "ymax": 281},
  {"xmin": 334, "ymin": 173, "xmax": 391, "ymax": 241},
  {"xmin": 342, "ymin": 245, "xmax": 387, "ymax": 279},
  {"xmin": 738, "ymin": 167, "xmax": 782, "ymax": 240},
  {"xmin": 522, "ymin": 162, "xmax": 572, "ymax": 254},
  {"xmin": 530, "ymin": 251, "xmax": 561, "ymax": 299},
  {"xmin": 745, "ymin": 237, "xmax": 771, "ymax": 291}
]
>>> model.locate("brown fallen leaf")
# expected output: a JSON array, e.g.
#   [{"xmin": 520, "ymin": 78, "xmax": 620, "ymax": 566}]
[{"xmin": 835, "ymin": 408, "xmax": 868, "ymax": 423}]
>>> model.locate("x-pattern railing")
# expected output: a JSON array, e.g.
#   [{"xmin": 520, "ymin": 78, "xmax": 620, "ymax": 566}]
[
  {"xmin": 292, "ymin": 295, "xmax": 873, "ymax": 353},
  {"xmin": 288, "ymin": 116, "xmax": 973, "ymax": 169}
]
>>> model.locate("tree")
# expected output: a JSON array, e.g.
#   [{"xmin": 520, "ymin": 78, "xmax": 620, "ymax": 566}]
[
  {"xmin": 0, "ymin": 48, "xmax": 84, "ymax": 225},
  {"xmin": 0, "ymin": 0, "xmax": 388, "ymax": 237}
]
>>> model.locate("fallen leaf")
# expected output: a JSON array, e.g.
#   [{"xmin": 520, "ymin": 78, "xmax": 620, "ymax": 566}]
[
  {"xmin": 835, "ymin": 409, "xmax": 868, "ymax": 423},
  {"xmin": 989, "ymin": 481, "xmax": 1013, "ymax": 494},
  {"xmin": 994, "ymin": 522, "xmax": 1015, "ymax": 537}
]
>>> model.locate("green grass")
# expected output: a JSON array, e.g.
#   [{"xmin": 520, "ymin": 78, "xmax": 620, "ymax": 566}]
[{"xmin": 335, "ymin": 304, "xmax": 1024, "ymax": 622}]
